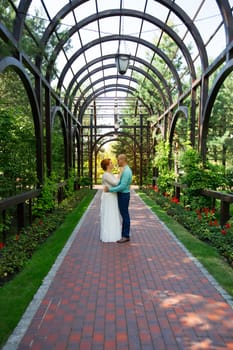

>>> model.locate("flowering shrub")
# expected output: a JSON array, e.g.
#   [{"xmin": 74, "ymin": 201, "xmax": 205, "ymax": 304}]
[
  {"xmin": 0, "ymin": 188, "xmax": 91, "ymax": 284},
  {"xmin": 0, "ymin": 209, "xmax": 66, "ymax": 283},
  {"xmin": 143, "ymin": 187, "xmax": 233, "ymax": 266},
  {"xmin": 171, "ymin": 197, "xmax": 179, "ymax": 204}
]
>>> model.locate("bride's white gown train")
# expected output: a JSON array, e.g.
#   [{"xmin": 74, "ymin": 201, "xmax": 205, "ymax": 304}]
[{"xmin": 100, "ymin": 172, "xmax": 121, "ymax": 242}]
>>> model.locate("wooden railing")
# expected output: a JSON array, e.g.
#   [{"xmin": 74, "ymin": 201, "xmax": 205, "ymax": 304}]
[
  {"xmin": 201, "ymin": 189, "xmax": 233, "ymax": 226},
  {"xmin": 0, "ymin": 180, "xmax": 72, "ymax": 242},
  {"xmin": 0, "ymin": 189, "xmax": 41, "ymax": 241},
  {"xmin": 173, "ymin": 182, "xmax": 233, "ymax": 226}
]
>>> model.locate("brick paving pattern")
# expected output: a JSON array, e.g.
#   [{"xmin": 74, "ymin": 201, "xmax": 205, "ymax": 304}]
[{"xmin": 4, "ymin": 190, "xmax": 233, "ymax": 349}]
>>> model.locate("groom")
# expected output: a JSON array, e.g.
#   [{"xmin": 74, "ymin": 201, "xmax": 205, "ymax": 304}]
[{"xmin": 104, "ymin": 154, "xmax": 132, "ymax": 243}]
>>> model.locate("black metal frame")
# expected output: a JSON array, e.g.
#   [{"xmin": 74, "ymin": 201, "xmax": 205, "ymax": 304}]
[{"xmin": 0, "ymin": 0, "xmax": 233, "ymax": 190}]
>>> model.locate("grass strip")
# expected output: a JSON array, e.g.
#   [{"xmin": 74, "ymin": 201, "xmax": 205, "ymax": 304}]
[
  {"xmin": 0, "ymin": 190, "xmax": 96, "ymax": 348},
  {"xmin": 138, "ymin": 190, "xmax": 233, "ymax": 298}
]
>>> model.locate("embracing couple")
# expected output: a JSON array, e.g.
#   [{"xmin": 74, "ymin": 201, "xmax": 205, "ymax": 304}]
[{"xmin": 100, "ymin": 154, "xmax": 132, "ymax": 243}]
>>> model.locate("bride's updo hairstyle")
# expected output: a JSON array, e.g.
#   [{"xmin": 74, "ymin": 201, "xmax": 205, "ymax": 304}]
[{"xmin": 101, "ymin": 158, "xmax": 111, "ymax": 171}]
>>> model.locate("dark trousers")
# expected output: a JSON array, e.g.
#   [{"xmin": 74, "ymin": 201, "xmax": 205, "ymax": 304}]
[{"xmin": 117, "ymin": 192, "xmax": 130, "ymax": 238}]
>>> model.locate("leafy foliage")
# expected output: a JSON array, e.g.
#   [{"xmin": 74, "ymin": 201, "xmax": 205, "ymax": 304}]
[
  {"xmin": 51, "ymin": 116, "xmax": 65, "ymax": 181},
  {"xmin": 0, "ymin": 70, "xmax": 37, "ymax": 199},
  {"xmin": 154, "ymin": 139, "xmax": 175, "ymax": 193},
  {"xmin": 179, "ymin": 146, "xmax": 226, "ymax": 209},
  {"xmin": 32, "ymin": 174, "xmax": 58, "ymax": 218}
]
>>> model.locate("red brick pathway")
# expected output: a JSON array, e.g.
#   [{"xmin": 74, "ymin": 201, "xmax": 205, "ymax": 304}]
[{"xmin": 5, "ymin": 190, "xmax": 233, "ymax": 349}]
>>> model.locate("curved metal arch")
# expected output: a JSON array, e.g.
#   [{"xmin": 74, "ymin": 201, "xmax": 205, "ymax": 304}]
[
  {"xmin": 152, "ymin": 126, "xmax": 163, "ymax": 143},
  {"xmin": 37, "ymin": 2, "xmax": 207, "ymax": 73},
  {"xmin": 44, "ymin": 10, "xmax": 195, "ymax": 83},
  {"xmin": 156, "ymin": 0, "xmax": 208, "ymax": 71},
  {"xmin": 35, "ymin": 0, "xmax": 89, "ymax": 68},
  {"xmin": 169, "ymin": 106, "xmax": 188, "ymax": 146},
  {"xmin": 93, "ymin": 131, "xmax": 141, "ymax": 154},
  {"xmin": 51, "ymin": 106, "xmax": 68, "ymax": 166},
  {"xmin": 13, "ymin": 0, "xmax": 31, "ymax": 41},
  {"xmin": 0, "ymin": 56, "xmax": 43, "ymax": 182},
  {"xmin": 83, "ymin": 87, "xmax": 151, "ymax": 113},
  {"xmin": 56, "ymin": 7, "xmax": 195, "ymax": 95},
  {"xmin": 77, "ymin": 84, "xmax": 141, "ymax": 121},
  {"xmin": 63, "ymin": 54, "xmax": 172, "ymax": 109},
  {"xmin": 72, "ymin": 67, "xmax": 168, "ymax": 113},
  {"xmin": 95, "ymin": 138, "xmax": 130, "ymax": 155},
  {"xmin": 51, "ymin": 106, "xmax": 67, "ymax": 129},
  {"xmin": 72, "ymin": 124, "xmax": 80, "ymax": 139},
  {"xmin": 75, "ymin": 74, "xmax": 138, "ymax": 107},
  {"xmin": 69, "ymin": 63, "xmax": 170, "ymax": 110},
  {"xmin": 0, "ymin": 24, "xmax": 17, "ymax": 52},
  {"xmin": 52, "ymin": 35, "xmax": 182, "ymax": 109},
  {"xmin": 50, "ymin": 105, "xmax": 69, "ymax": 178},
  {"xmin": 77, "ymin": 85, "xmax": 153, "ymax": 123},
  {"xmin": 201, "ymin": 58, "xmax": 233, "ymax": 159},
  {"xmin": 216, "ymin": 0, "xmax": 233, "ymax": 44}
]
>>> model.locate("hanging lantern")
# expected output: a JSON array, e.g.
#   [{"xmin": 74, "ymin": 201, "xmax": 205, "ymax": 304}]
[{"xmin": 115, "ymin": 53, "xmax": 130, "ymax": 75}]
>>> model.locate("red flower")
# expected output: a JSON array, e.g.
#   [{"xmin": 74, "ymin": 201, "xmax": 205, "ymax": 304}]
[
  {"xmin": 221, "ymin": 229, "xmax": 227, "ymax": 235},
  {"xmin": 0, "ymin": 242, "xmax": 4, "ymax": 249},
  {"xmin": 225, "ymin": 223, "xmax": 231, "ymax": 229},
  {"xmin": 171, "ymin": 197, "xmax": 179, "ymax": 203},
  {"xmin": 15, "ymin": 234, "xmax": 20, "ymax": 241}
]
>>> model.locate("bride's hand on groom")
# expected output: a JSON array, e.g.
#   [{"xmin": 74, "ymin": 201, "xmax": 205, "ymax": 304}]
[{"xmin": 103, "ymin": 186, "xmax": 109, "ymax": 192}]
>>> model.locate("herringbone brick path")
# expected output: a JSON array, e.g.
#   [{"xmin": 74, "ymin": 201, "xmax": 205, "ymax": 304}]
[{"xmin": 4, "ymin": 190, "xmax": 233, "ymax": 349}]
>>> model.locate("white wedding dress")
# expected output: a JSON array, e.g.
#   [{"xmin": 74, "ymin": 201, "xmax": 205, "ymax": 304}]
[{"xmin": 100, "ymin": 172, "xmax": 122, "ymax": 242}]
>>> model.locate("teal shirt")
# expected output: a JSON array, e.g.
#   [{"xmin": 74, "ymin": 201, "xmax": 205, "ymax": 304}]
[{"xmin": 109, "ymin": 165, "xmax": 132, "ymax": 193}]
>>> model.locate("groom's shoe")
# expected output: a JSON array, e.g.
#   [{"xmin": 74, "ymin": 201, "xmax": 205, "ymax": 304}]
[{"xmin": 117, "ymin": 237, "xmax": 130, "ymax": 243}]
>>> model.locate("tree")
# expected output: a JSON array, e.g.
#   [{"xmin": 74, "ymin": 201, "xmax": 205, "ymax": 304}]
[
  {"xmin": 0, "ymin": 3, "xmax": 73, "ymax": 198},
  {"xmin": 207, "ymin": 73, "xmax": 233, "ymax": 169},
  {"xmin": 0, "ymin": 70, "xmax": 37, "ymax": 198},
  {"xmin": 51, "ymin": 116, "xmax": 65, "ymax": 181}
]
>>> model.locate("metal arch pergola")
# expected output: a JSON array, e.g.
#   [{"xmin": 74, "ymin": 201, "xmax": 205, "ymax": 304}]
[{"xmin": 0, "ymin": 0, "xmax": 233, "ymax": 188}]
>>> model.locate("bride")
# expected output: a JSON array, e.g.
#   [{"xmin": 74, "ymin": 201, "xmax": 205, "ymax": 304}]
[{"xmin": 100, "ymin": 158, "xmax": 122, "ymax": 242}]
